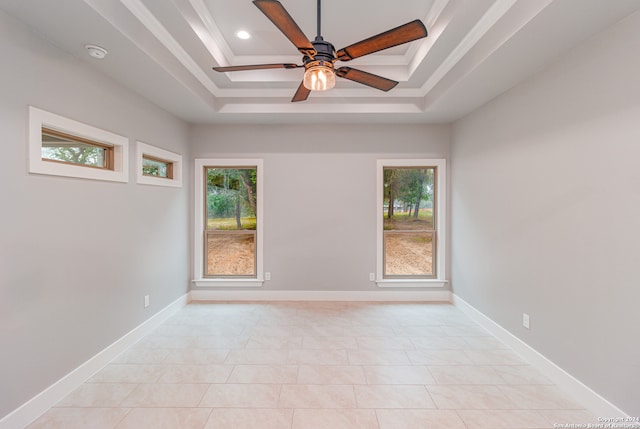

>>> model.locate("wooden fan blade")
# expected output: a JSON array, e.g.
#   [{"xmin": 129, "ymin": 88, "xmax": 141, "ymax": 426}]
[
  {"xmin": 213, "ymin": 63, "xmax": 300, "ymax": 72},
  {"xmin": 335, "ymin": 67, "xmax": 398, "ymax": 91},
  {"xmin": 336, "ymin": 20, "xmax": 427, "ymax": 61},
  {"xmin": 253, "ymin": 0, "xmax": 316, "ymax": 57},
  {"xmin": 291, "ymin": 80, "xmax": 311, "ymax": 102}
]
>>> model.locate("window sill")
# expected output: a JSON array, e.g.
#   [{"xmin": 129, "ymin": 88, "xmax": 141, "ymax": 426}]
[
  {"xmin": 192, "ymin": 279, "xmax": 264, "ymax": 288},
  {"xmin": 376, "ymin": 279, "xmax": 448, "ymax": 288}
]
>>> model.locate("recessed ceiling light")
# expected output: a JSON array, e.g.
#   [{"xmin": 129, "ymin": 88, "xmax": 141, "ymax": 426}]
[
  {"xmin": 85, "ymin": 44, "xmax": 108, "ymax": 59},
  {"xmin": 236, "ymin": 30, "xmax": 251, "ymax": 40}
]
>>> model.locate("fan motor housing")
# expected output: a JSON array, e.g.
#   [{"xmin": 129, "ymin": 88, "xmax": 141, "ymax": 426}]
[{"xmin": 304, "ymin": 38, "xmax": 336, "ymax": 66}]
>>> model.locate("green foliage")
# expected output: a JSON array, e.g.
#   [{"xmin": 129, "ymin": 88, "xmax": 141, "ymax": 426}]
[
  {"xmin": 206, "ymin": 167, "xmax": 257, "ymax": 228},
  {"xmin": 42, "ymin": 145, "xmax": 104, "ymax": 167}
]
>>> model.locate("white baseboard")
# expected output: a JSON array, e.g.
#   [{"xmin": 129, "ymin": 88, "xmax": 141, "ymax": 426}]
[
  {"xmin": 452, "ymin": 294, "xmax": 629, "ymax": 418},
  {"xmin": 189, "ymin": 289, "xmax": 452, "ymax": 302},
  {"xmin": 0, "ymin": 294, "xmax": 189, "ymax": 429}
]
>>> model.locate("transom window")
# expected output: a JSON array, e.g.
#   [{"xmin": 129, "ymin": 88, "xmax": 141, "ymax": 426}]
[
  {"xmin": 142, "ymin": 155, "xmax": 173, "ymax": 179},
  {"xmin": 29, "ymin": 106, "xmax": 128, "ymax": 183},
  {"xmin": 41, "ymin": 127, "xmax": 114, "ymax": 170}
]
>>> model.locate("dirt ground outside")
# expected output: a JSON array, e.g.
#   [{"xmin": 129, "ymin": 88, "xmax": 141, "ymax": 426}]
[
  {"xmin": 206, "ymin": 233, "xmax": 255, "ymax": 276},
  {"xmin": 384, "ymin": 233, "xmax": 433, "ymax": 276},
  {"xmin": 206, "ymin": 231, "xmax": 432, "ymax": 277}
]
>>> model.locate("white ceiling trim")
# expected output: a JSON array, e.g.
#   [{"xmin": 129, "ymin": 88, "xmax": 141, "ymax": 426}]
[
  {"xmin": 418, "ymin": 0, "xmax": 519, "ymax": 97},
  {"xmin": 405, "ymin": 0, "xmax": 450, "ymax": 73},
  {"xmin": 190, "ymin": 0, "xmax": 450, "ymax": 71},
  {"xmin": 186, "ymin": 0, "xmax": 234, "ymax": 67},
  {"xmin": 216, "ymin": 102, "xmax": 424, "ymax": 115},
  {"xmin": 119, "ymin": 0, "xmax": 219, "ymax": 94}
]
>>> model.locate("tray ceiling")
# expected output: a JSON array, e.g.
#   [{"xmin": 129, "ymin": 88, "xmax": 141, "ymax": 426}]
[{"xmin": 2, "ymin": 0, "xmax": 639, "ymax": 123}]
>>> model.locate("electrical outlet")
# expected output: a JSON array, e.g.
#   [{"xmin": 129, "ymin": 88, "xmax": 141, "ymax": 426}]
[
  {"xmin": 369, "ymin": 273, "xmax": 375, "ymax": 281},
  {"xmin": 144, "ymin": 295, "xmax": 150, "ymax": 308},
  {"xmin": 265, "ymin": 272, "xmax": 271, "ymax": 281},
  {"xmin": 522, "ymin": 313, "xmax": 530, "ymax": 329}
]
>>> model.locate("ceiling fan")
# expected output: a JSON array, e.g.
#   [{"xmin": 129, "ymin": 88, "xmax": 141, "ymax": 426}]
[{"xmin": 212, "ymin": 0, "xmax": 428, "ymax": 102}]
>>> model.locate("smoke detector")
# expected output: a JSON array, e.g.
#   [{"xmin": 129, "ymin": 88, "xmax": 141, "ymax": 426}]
[{"xmin": 85, "ymin": 45, "xmax": 108, "ymax": 59}]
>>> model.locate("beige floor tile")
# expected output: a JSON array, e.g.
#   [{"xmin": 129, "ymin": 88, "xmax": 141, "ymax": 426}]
[
  {"xmin": 137, "ymin": 336, "xmax": 197, "ymax": 349},
  {"xmin": 409, "ymin": 336, "xmax": 469, "ymax": 350},
  {"xmin": 302, "ymin": 336, "xmax": 358, "ymax": 349},
  {"xmin": 195, "ymin": 335, "xmax": 250, "ymax": 349},
  {"xmin": 539, "ymin": 410, "xmax": 599, "ymax": 426},
  {"xmin": 279, "ymin": 384, "xmax": 357, "ymax": 408},
  {"xmin": 362, "ymin": 365, "xmax": 436, "ymax": 384},
  {"xmin": 392, "ymin": 326, "xmax": 447, "ymax": 337},
  {"xmin": 348, "ymin": 349, "xmax": 411, "ymax": 365},
  {"xmin": 348, "ymin": 326, "xmax": 396, "ymax": 337},
  {"xmin": 427, "ymin": 385, "xmax": 517, "ymax": 409},
  {"xmin": 355, "ymin": 385, "xmax": 435, "ymax": 409},
  {"xmin": 27, "ymin": 408, "xmax": 129, "ymax": 429},
  {"xmin": 457, "ymin": 410, "xmax": 551, "ymax": 429},
  {"xmin": 115, "ymin": 408, "xmax": 211, "ymax": 429},
  {"xmin": 89, "ymin": 364, "xmax": 167, "ymax": 383},
  {"xmin": 204, "ymin": 408, "xmax": 293, "ymax": 429},
  {"xmin": 442, "ymin": 326, "xmax": 490, "ymax": 337},
  {"xmin": 163, "ymin": 348, "xmax": 229, "ymax": 364},
  {"xmin": 224, "ymin": 349, "xmax": 290, "ymax": 364},
  {"xmin": 245, "ymin": 335, "xmax": 303, "ymax": 349},
  {"xmin": 356, "ymin": 336, "xmax": 416, "ymax": 350},
  {"xmin": 428, "ymin": 365, "xmax": 506, "ymax": 384},
  {"xmin": 491, "ymin": 365, "xmax": 552, "ymax": 384},
  {"xmin": 497, "ymin": 385, "xmax": 583, "ymax": 410},
  {"xmin": 407, "ymin": 349, "xmax": 473, "ymax": 365},
  {"xmin": 297, "ymin": 365, "xmax": 367, "ymax": 384},
  {"xmin": 199, "ymin": 383, "xmax": 281, "ymax": 408},
  {"xmin": 376, "ymin": 409, "xmax": 466, "ymax": 429},
  {"xmin": 227, "ymin": 364, "xmax": 299, "ymax": 384},
  {"xmin": 463, "ymin": 336, "xmax": 510, "ymax": 349},
  {"xmin": 244, "ymin": 325, "xmax": 297, "ymax": 337},
  {"xmin": 292, "ymin": 409, "xmax": 379, "ymax": 429},
  {"xmin": 159, "ymin": 364, "xmax": 233, "ymax": 383},
  {"xmin": 29, "ymin": 302, "xmax": 594, "ymax": 429},
  {"xmin": 56, "ymin": 383, "xmax": 137, "ymax": 407},
  {"xmin": 465, "ymin": 348, "xmax": 526, "ymax": 365},
  {"xmin": 293, "ymin": 324, "xmax": 347, "ymax": 337},
  {"xmin": 120, "ymin": 383, "xmax": 209, "ymax": 407},
  {"xmin": 288, "ymin": 348, "xmax": 350, "ymax": 365}
]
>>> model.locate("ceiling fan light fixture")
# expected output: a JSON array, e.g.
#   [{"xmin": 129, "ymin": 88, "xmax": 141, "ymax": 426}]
[{"xmin": 303, "ymin": 60, "xmax": 335, "ymax": 91}]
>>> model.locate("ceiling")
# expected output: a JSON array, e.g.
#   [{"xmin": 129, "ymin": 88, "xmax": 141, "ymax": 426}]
[{"xmin": 2, "ymin": 0, "xmax": 639, "ymax": 124}]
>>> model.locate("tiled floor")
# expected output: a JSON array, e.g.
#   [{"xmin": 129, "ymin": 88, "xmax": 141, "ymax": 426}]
[{"xmin": 28, "ymin": 301, "xmax": 598, "ymax": 429}]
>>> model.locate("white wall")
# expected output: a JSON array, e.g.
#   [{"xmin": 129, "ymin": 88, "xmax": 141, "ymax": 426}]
[
  {"xmin": 190, "ymin": 124, "xmax": 451, "ymax": 292},
  {"xmin": 451, "ymin": 10, "xmax": 640, "ymax": 416},
  {"xmin": 0, "ymin": 10, "xmax": 190, "ymax": 419}
]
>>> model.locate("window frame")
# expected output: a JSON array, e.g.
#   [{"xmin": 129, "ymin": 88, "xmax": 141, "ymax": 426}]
[
  {"xmin": 29, "ymin": 106, "xmax": 128, "ymax": 183},
  {"xmin": 136, "ymin": 141, "xmax": 182, "ymax": 187},
  {"xmin": 193, "ymin": 158, "xmax": 264, "ymax": 287},
  {"xmin": 376, "ymin": 159, "xmax": 447, "ymax": 288}
]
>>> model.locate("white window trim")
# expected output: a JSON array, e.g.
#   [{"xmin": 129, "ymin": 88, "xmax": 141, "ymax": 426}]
[
  {"xmin": 193, "ymin": 158, "xmax": 264, "ymax": 287},
  {"xmin": 28, "ymin": 106, "xmax": 128, "ymax": 183},
  {"xmin": 136, "ymin": 141, "xmax": 182, "ymax": 187},
  {"xmin": 376, "ymin": 159, "xmax": 448, "ymax": 288}
]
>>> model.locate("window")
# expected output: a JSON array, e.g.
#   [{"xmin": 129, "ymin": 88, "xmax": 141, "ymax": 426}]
[
  {"xmin": 136, "ymin": 141, "xmax": 182, "ymax": 187},
  {"xmin": 41, "ymin": 128, "xmax": 114, "ymax": 170},
  {"xmin": 376, "ymin": 159, "xmax": 446, "ymax": 287},
  {"xmin": 29, "ymin": 106, "xmax": 128, "ymax": 182},
  {"xmin": 142, "ymin": 156, "xmax": 173, "ymax": 179},
  {"xmin": 193, "ymin": 159, "xmax": 263, "ymax": 287}
]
